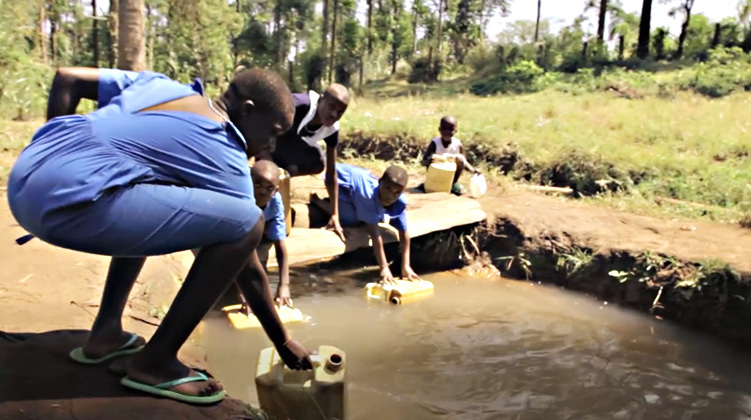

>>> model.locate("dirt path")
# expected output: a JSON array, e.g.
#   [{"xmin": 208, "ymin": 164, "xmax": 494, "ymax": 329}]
[
  {"xmin": 0, "ymin": 195, "xmax": 262, "ymax": 419},
  {"xmin": 482, "ymin": 188, "xmax": 751, "ymax": 276}
]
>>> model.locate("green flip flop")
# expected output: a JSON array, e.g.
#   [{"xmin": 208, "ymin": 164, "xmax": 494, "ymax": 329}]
[
  {"xmin": 69, "ymin": 332, "xmax": 144, "ymax": 365},
  {"xmin": 120, "ymin": 371, "xmax": 226, "ymax": 405}
]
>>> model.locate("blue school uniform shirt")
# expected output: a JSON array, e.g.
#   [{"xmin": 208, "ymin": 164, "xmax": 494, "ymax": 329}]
[
  {"xmin": 336, "ymin": 164, "xmax": 408, "ymax": 231},
  {"xmin": 262, "ymin": 192, "xmax": 287, "ymax": 241},
  {"xmin": 7, "ymin": 68, "xmax": 256, "ymax": 237}
]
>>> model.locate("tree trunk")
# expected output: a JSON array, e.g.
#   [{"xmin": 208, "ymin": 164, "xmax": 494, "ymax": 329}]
[
  {"xmin": 412, "ymin": 9, "xmax": 418, "ymax": 54},
  {"xmin": 274, "ymin": 2, "xmax": 284, "ymax": 69},
  {"xmin": 50, "ymin": 19, "xmax": 57, "ymax": 64},
  {"xmin": 582, "ymin": 41, "xmax": 588, "ymax": 63},
  {"xmin": 39, "ymin": 2, "xmax": 47, "ymax": 63},
  {"xmin": 618, "ymin": 34, "xmax": 625, "ymax": 60},
  {"xmin": 367, "ymin": 0, "xmax": 373, "ymax": 54},
  {"xmin": 436, "ymin": 0, "xmax": 443, "ymax": 54},
  {"xmin": 328, "ymin": 0, "xmax": 338, "ymax": 84},
  {"xmin": 145, "ymin": 3, "xmax": 155, "ymax": 69},
  {"xmin": 236, "ymin": 0, "xmax": 241, "ymax": 13},
  {"xmin": 711, "ymin": 23, "xmax": 721, "ymax": 48},
  {"xmin": 117, "ymin": 0, "xmax": 146, "ymax": 71},
  {"xmin": 109, "ymin": 0, "xmax": 119, "ymax": 68},
  {"xmin": 597, "ymin": 0, "xmax": 608, "ymax": 43},
  {"xmin": 637, "ymin": 0, "xmax": 652, "ymax": 59},
  {"xmin": 743, "ymin": 26, "xmax": 751, "ymax": 53},
  {"xmin": 675, "ymin": 2, "xmax": 693, "ymax": 59},
  {"xmin": 391, "ymin": 0, "xmax": 399, "ymax": 74},
  {"xmin": 321, "ymin": 0, "xmax": 330, "ymax": 86},
  {"xmin": 358, "ymin": 55, "xmax": 364, "ymax": 92},
  {"xmin": 92, "ymin": 0, "xmax": 99, "ymax": 67},
  {"xmin": 534, "ymin": 0, "xmax": 541, "ymax": 43}
]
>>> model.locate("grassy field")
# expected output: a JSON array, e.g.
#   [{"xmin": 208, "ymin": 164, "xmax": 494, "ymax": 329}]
[
  {"xmin": 341, "ymin": 83, "xmax": 751, "ymax": 224},
  {"xmin": 2, "ymin": 80, "xmax": 750, "ymax": 225}
]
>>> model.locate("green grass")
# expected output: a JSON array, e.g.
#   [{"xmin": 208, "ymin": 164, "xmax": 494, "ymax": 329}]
[
  {"xmin": 3, "ymin": 76, "xmax": 751, "ymax": 226},
  {"xmin": 342, "ymin": 85, "xmax": 751, "ymax": 224}
]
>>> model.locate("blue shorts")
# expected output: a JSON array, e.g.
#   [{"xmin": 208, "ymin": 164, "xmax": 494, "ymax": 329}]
[{"xmin": 21, "ymin": 183, "xmax": 262, "ymax": 257}]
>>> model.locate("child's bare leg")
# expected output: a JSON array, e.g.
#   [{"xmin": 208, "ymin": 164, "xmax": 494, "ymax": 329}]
[
  {"xmin": 126, "ymin": 218, "xmax": 265, "ymax": 397},
  {"xmin": 83, "ymin": 257, "xmax": 147, "ymax": 358}
]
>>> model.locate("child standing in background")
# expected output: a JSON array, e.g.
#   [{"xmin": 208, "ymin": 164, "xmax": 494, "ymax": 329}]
[{"xmin": 421, "ymin": 115, "xmax": 480, "ymax": 196}]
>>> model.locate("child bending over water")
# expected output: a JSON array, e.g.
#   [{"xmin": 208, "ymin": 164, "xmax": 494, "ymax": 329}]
[
  {"xmin": 421, "ymin": 115, "xmax": 480, "ymax": 196},
  {"xmin": 7, "ymin": 67, "xmax": 312, "ymax": 405},
  {"xmin": 331, "ymin": 164, "xmax": 420, "ymax": 284}
]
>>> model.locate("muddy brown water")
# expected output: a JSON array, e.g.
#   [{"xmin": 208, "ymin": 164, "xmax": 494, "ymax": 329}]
[{"xmin": 202, "ymin": 272, "xmax": 751, "ymax": 420}]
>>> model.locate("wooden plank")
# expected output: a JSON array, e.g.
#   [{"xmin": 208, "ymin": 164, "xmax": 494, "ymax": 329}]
[{"xmin": 172, "ymin": 193, "xmax": 486, "ymax": 269}]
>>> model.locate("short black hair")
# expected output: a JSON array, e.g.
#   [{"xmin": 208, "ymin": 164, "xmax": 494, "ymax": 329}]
[
  {"xmin": 440, "ymin": 115, "xmax": 457, "ymax": 127},
  {"xmin": 382, "ymin": 165, "xmax": 408, "ymax": 188},
  {"xmin": 251, "ymin": 160, "xmax": 281, "ymax": 183},
  {"xmin": 229, "ymin": 68, "xmax": 294, "ymax": 128}
]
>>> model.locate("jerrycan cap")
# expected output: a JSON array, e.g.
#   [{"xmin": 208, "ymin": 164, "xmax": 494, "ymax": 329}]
[{"xmin": 310, "ymin": 353, "xmax": 344, "ymax": 372}]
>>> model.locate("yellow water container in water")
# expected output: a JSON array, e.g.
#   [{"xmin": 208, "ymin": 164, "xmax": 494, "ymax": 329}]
[
  {"xmin": 365, "ymin": 279, "xmax": 435, "ymax": 305},
  {"xmin": 221, "ymin": 304, "xmax": 304, "ymax": 330},
  {"xmin": 279, "ymin": 169, "xmax": 292, "ymax": 236},
  {"xmin": 425, "ymin": 155, "xmax": 457, "ymax": 193},
  {"xmin": 255, "ymin": 345, "xmax": 346, "ymax": 420}
]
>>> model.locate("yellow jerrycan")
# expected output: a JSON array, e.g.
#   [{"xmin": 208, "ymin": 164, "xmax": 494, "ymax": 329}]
[
  {"xmin": 424, "ymin": 154, "xmax": 457, "ymax": 193},
  {"xmin": 221, "ymin": 304, "xmax": 304, "ymax": 330},
  {"xmin": 279, "ymin": 168, "xmax": 293, "ymax": 236},
  {"xmin": 365, "ymin": 279, "xmax": 435, "ymax": 305},
  {"xmin": 255, "ymin": 345, "xmax": 346, "ymax": 420}
]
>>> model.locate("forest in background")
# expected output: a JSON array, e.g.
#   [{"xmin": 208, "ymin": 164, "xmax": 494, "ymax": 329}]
[{"xmin": 2, "ymin": 0, "xmax": 751, "ymax": 119}]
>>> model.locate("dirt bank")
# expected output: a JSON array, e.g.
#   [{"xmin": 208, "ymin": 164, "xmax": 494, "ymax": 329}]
[
  {"xmin": 0, "ymin": 198, "xmax": 264, "ymax": 419},
  {"xmin": 476, "ymin": 187, "xmax": 751, "ymax": 350}
]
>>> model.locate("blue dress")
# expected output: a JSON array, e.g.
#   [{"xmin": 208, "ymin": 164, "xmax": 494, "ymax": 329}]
[{"xmin": 7, "ymin": 69, "xmax": 262, "ymax": 256}]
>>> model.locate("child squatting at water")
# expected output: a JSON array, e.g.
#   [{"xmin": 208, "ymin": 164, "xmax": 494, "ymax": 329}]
[
  {"xmin": 330, "ymin": 164, "xmax": 421, "ymax": 284},
  {"xmin": 421, "ymin": 115, "xmax": 481, "ymax": 196},
  {"xmin": 6, "ymin": 66, "xmax": 313, "ymax": 405},
  {"xmin": 202, "ymin": 160, "xmax": 294, "ymax": 312}
]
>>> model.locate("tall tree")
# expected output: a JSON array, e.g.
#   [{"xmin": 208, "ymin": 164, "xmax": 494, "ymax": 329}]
[
  {"xmin": 92, "ymin": 0, "xmax": 99, "ymax": 67},
  {"xmin": 671, "ymin": 0, "xmax": 696, "ymax": 59},
  {"xmin": 39, "ymin": 2, "xmax": 48, "ymax": 63},
  {"xmin": 597, "ymin": 0, "xmax": 608, "ymax": 43},
  {"xmin": 367, "ymin": 0, "xmax": 374, "ymax": 54},
  {"xmin": 109, "ymin": 0, "xmax": 119, "ymax": 67},
  {"xmin": 328, "ymin": 0, "xmax": 339, "ymax": 84},
  {"xmin": 534, "ymin": 0, "xmax": 542, "ymax": 42},
  {"xmin": 321, "ymin": 0, "xmax": 330, "ymax": 85},
  {"xmin": 637, "ymin": 0, "xmax": 653, "ymax": 58},
  {"xmin": 118, "ymin": 0, "xmax": 146, "ymax": 71},
  {"xmin": 437, "ymin": 0, "xmax": 444, "ymax": 54},
  {"xmin": 739, "ymin": 0, "xmax": 751, "ymax": 51}
]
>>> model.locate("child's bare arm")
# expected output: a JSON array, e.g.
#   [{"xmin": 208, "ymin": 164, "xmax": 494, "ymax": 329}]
[
  {"xmin": 273, "ymin": 239, "xmax": 292, "ymax": 306},
  {"xmin": 399, "ymin": 229, "xmax": 420, "ymax": 280},
  {"xmin": 421, "ymin": 142, "xmax": 437, "ymax": 167},
  {"xmin": 368, "ymin": 223, "xmax": 395, "ymax": 283},
  {"xmin": 47, "ymin": 67, "xmax": 100, "ymax": 121},
  {"xmin": 458, "ymin": 144, "xmax": 479, "ymax": 174}
]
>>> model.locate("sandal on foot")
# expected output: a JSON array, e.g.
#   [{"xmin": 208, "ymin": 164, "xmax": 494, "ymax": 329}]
[
  {"xmin": 69, "ymin": 332, "xmax": 144, "ymax": 365},
  {"xmin": 120, "ymin": 371, "xmax": 226, "ymax": 405}
]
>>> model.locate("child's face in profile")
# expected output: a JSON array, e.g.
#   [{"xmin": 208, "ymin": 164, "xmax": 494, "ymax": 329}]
[
  {"xmin": 439, "ymin": 120, "xmax": 457, "ymax": 141},
  {"xmin": 378, "ymin": 179, "xmax": 406, "ymax": 207},
  {"xmin": 252, "ymin": 172, "xmax": 280, "ymax": 207}
]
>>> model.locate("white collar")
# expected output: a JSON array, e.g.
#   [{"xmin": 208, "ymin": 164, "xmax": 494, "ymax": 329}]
[{"xmin": 297, "ymin": 91, "xmax": 320, "ymax": 135}]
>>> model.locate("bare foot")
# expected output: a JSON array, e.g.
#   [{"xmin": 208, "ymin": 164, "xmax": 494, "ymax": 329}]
[
  {"xmin": 126, "ymin": 355, "xmax": 223, "ymax": 397},
  {"xmin": 82, "ymin": 329, "xmax": 145, "ymax": 359}
]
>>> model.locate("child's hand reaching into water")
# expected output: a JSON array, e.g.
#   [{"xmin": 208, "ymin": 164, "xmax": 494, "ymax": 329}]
[
  {"xmin": 380, "ymin": 267, "xmax": 397, "ymax": 284},
  {"xmin": 402, "ymin": 265, "xmax": 420, "ymax": 281},
  {"xmin": 275, "ymin": 284, "xmax": 293, "ymax": 307},
  {"xmin": 277, "ymin": 338, "xmax": 313, "ymax": 370}
]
